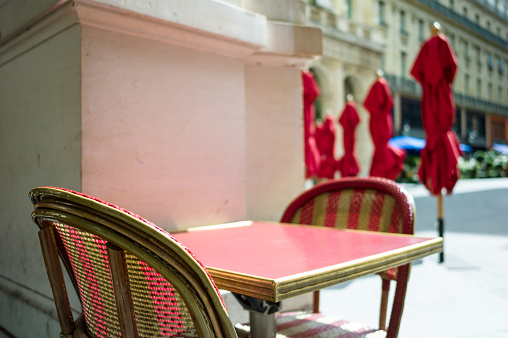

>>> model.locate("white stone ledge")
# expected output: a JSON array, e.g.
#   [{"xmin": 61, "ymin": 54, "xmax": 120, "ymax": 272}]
[
  {"xmin": 1, "ymin": 0, "xmax": 269, "ymax": 64},
  {"xmin": 247, "ymin": 21, "xmax": 322, "ymax": 67},
  {"xmin": 81, "ymin": 0, "xmax": 267, "ymax": 59}
]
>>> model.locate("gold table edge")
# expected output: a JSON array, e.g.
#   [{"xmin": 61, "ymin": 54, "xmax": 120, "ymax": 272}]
[{"xmin": 209, "ymin": 237, "xmax": 443, "ymax": 302}]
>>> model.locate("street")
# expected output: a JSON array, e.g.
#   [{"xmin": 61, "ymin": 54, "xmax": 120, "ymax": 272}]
[{"xmin": 321, "ymin": 178, "xmax": 508, "ymax": 338}]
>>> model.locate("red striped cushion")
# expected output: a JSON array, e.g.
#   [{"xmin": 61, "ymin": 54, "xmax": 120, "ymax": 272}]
[
  {"xmin": 276, "ymin": 311, "xmax": 386, "ymax": 338},
  {"xmin": 290, "ymin": 189, "xmax": 402, "ymax": 234},
  {"xmin": 289, "ymin": 189, "xmax": 402, "ymax": 281},
  {"xmin": 235, "ymin": 311, "xmax": 387, "ymax": 338}
]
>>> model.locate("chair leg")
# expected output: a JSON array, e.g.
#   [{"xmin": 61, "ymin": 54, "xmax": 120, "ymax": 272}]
[
  {"xmin": 379, "ymin": 278, "xmax": 391, "ymax": 331},
  {"xmin": 313, "ymin": 290, "xmax": 320, "ymax": 313},
  {"xmin": 38, "ymin": 226, "xmax": 75, "ymax": 336},
  {"xmin": 386, "ymin": 264, "xmax": 411, "ymax": 338},
  {"xmin": 107, "ymin": 242, "xmax": 139, "ymax": 338}
]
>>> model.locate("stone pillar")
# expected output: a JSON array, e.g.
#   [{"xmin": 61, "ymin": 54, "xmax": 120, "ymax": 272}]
[
  {"xmin": 0, "ymin": 1, "xmax": 322, "ymax": 336},
  {"xmin": 76, "ymin": 0, "xmax": 266, "ymax": 229},
  {"xmin": 245, "ymin": 22, "xmax": 322, "ymax": 220}
]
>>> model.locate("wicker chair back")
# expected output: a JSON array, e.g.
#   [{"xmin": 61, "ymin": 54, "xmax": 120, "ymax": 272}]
[
  {"xmin": 280, "ymin": 177, "xmax": 415, "ymax": 338},
  {"xmin": 30, "ymin": 187, "xmax": 237, "ymax": 338}
]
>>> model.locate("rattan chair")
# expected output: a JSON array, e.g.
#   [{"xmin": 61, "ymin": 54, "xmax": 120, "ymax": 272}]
[
  {"xmin": 29, "ymin": 186, "xmax": 237, "ymax": 338},
  {"xmin": 264, "ymin": 177, "xmax": 414, "ymax": 338}
]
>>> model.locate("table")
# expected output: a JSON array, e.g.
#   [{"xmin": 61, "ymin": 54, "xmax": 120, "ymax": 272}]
[{"xmin": 172, "ymin": 221, "xmax": 443, "ymax": 337}]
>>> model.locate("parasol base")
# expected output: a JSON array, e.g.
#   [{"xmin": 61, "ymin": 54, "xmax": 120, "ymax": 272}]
[{"xmin": 437, "ymin": 218, "xmax": 444, "ymax": 263}]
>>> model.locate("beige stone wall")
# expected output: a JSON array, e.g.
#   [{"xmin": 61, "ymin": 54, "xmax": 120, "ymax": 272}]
[
  {"xmin": 81, "ymin": 25, "xmax": 251, "ymax": 229},
  {"xmin": 0, "ymin": 1, "xmax": 322, "ymax": 335},
  {"xmin": 0, "ymin": 17, "xmax": 83, "ymax": 336}
]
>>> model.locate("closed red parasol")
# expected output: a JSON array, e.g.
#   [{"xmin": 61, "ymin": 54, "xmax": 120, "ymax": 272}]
[
  {"xmin": 315, "ymin": 114, "xmax": 337, "ymax": 179},
  {"xmin": 302, "ymin": 70, "xmax": 321, "ymax": 179},
  {"xmin": 410, "ymin": 22, "xmax": 461, "ymax": 262},
  {"xmin": 337, "ymin": 96, "xmax": 360, "ymax": 177},
  {"xmin": 364, "ymin": 71, "xmax": 406, "ymax": 180}
]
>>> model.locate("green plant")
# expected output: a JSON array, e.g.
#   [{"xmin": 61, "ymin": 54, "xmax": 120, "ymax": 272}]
[
  {"xmin": 396, "ymin": 154, "xmax": 420, "ymax": 183},
  {"xmin": 460, "ymin": 150, "xmax": 508, "ymax": 179}
]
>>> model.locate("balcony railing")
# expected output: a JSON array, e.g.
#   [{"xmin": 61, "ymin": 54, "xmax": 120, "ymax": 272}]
[
  {"xmin": 415, "ymin": 0, "xmax": 508, "ymax": 50},
  {"xmin": 474, "ymin": 0, "xmax": 508, "ymax": 21},
  {"xmin": 454, "ymin": 93, "xmax": 508, "ymax": 116},
  {"xmin": 386, "ymin": 73, "xmax": 508, "ymax": 116},
  {"xmin": 304, "ymin": 4, "xmax": 386, "ymax": 45},
  {"xmin": 385, "ymin": 74, "xmax": 420, "ymax": 96}
]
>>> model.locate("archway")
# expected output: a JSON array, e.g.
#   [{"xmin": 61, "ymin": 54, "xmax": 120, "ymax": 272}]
[
  {"xmin": 309, "ymin": 68, "xmax": 323, "ymax": 121},
  {"xmin": 344, "ymin": 76, "xmax": 357, "ymax": 102}
]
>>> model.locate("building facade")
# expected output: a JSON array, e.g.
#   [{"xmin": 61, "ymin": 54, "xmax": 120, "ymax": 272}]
[
  {"xmin": 301, "ymin": 0, "xmax": 508, "ymax": 160},
  {"xmin": 381, "ymin": 0, "xmax": 508, "ymax": 151}
]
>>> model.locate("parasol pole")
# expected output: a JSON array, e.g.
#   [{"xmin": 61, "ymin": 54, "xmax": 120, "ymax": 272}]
[{"xmin": 437, "ymin": 192, "xmax": 444, "ymax": 263}]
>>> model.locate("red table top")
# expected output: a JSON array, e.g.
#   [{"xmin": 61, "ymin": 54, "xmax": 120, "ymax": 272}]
[{"xmin": 172, "ymin": 221, "xmax": 442, "ymax": 301}]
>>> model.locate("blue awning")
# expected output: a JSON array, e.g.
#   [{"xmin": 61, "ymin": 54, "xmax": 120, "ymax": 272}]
[
  {"xmin": 389, "ymin": 135, "xmax": 472, "ymax": 153},
  {"xmin": 493, "ymin": 143, "xmax": 508, "ymax": 155},
  {"xmin": 460, "ymin": 143, "xmax": 472, "ymax": 153},
  {"xmin": 389, "ymin": 136, "xmax": 425, "ymax": 152}
]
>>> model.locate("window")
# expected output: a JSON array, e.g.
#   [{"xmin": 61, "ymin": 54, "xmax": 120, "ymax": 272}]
[
  {"xmin": 498, "ymin": 57, "xmax": 504, "ymax": 74},
  {"xmin": 487, "ymin": 53, "xmax": 494, "ymax": 70},
  {"xmin": 487, "ymin": 21, "xmax": 491, "ymax": 31},
  {"xmin": 449, "ymin": 0, "xmax": 454, "ymax": 10},
  {"xmin": 401, "ymin": 98, "xmax": 423, "ymax": 131},
  {"xmin": 378, "ymin": 1, "xmax": 386, "ymax": 25},
  {"xmin": 401, "ymin": 51, "xmax": 407, "ymax": 77},
  {"xmin": 491, "ymin": 119, "xmax": 505, "ymax": 144},
  {"xmin": 465, "ymin": 74, "xmax": 470, "ymax": 94},
  {"xmin": 463, "ymin": 6, "xmax": 468, "ymax": 18},
  {"xmin": 463, "ymin": 40, "xmax": 469, "ymax": 61},
  {"xmin": 467, "ymin": 113, "xmax": 486, "ymax": 144},
  {"xmin": 400, "ymin": 10, "xmax": 406, "ymax": 34},
  {"xmin": 488, "ymin": 83, "xmax": 493, "ymax": 100},
  {"xmin": 477, "ymin": 79, "xmax": 482, "ymax": 97},
  {"xmin": 453, "ymin": 108, "xmax": 462, "ymax": 138},
  {"xmin": 418, "ymin": 19, "xmax": 424, "ymax": 41},
  {"xmin": 475, "ymin": 45, "xmax": 481, "ymax": 67},
  {"xmin": 346, "ymin": 0, "xmax": 353, "ymax": 19},
  {"xmin": 315, "ymin": 0, "xmax": 335, "ymax": 10},
  {"xmin": 449, "ymin": 34, "xmax": 456, "ymax": 53},
  {"xmin": 475, "ymin": 14, "xmax": 480, "ymax": 24}
]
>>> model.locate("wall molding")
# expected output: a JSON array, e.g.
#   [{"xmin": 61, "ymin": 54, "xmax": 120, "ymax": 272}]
[
  {"xmin": 74, "ymin": 0, "xmax": 266, "ymax": 60},
  {"xmin": 246, "ymin": 21, "xmax": 322, "ymax": 67},
  {"xmin": 0, "ymin": 1, "xmax": 78, "ymax": 67},
  {"xmin": 0, "ymin": 0, "xmax": 269, "ymax": 66}
]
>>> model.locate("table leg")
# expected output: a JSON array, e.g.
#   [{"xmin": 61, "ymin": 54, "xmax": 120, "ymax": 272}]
[
  {"xmin": 250, "ymin": 311, "xmax": 276, "ymax": 338},
  {"xmin": 232, "ymin": 293, "xmax": 280, "ymax": 338}
]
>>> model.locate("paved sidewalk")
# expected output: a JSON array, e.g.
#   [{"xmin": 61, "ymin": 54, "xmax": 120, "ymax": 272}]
[
  {"xmin": 401, "ymin": 177, "xmax": 508, "ymax": 198},
  {"xmin": 320, "ymin": 178, "xmax": 508, "ymax": 338}
]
